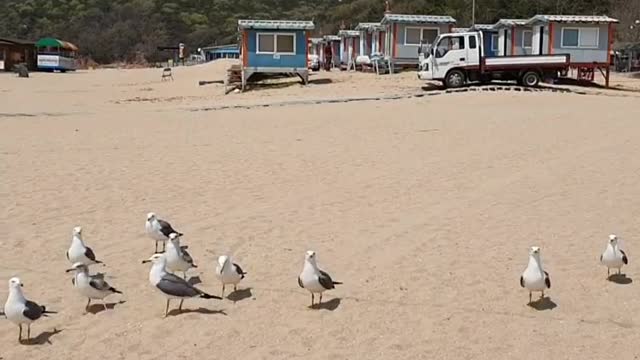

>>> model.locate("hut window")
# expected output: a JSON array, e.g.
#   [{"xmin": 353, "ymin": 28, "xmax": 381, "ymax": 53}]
[
  {"xmin": 404, "ymin": 27, "xmax": 439, "ymax": 46},
  {"xmin": 257, "ymin": 33, "xmax": 296, "ymax": 55},
  {"xmin": 491, "ymin": 34, "xmax": 499, "ymax": 52},
  {"xmin": 522, "ymin": 30, "xmax": 533, "ymax": 48},
  {"xmin": 561, "ymin": 27, "xmax": 599, "ymax": 48}
]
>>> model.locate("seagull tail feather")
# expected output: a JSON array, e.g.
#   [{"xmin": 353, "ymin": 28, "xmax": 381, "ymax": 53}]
[
  {"xmin": 200, "ymin": 293, "xmax": 223, "ymax": 300},
  {"xmin": 110, "ymin": 287, "xmax": 123, "ymax": 294},
  {"xmin": 41, "ymin": 306, "xmax": 57, "ymax": 315},
  {"xmin": 192, "ymin": 264, "xmax": 198, "ymax": 268},
  {"xmin": 332, "ymin": 281, "xmax": 343, "ymax": 285}
]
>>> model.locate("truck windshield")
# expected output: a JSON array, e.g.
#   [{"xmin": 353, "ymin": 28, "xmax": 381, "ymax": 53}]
[{"xmin": 435, "ymin": 36, "xmax": 465, "ymax": 58}]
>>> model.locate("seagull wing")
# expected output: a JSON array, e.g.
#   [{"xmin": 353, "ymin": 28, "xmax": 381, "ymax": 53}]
[
  {"xmin": 181, "ymin": 249, "xmax": 195, "ymax": 265},
  {"xmin": 544, "ymin": 271, "xmax": 551, "ymax": 289},
  {"xmin": 519, "ymin": 276, "xmax": 525, "ymax": 288},
  {"xmin": 157, "ymin": 219, "xmax": 182, "ymax": 237},
  {"xmin": 89, "ymin": 276, "xmax": 111, "ymax": 291},
  {"xmin": 318, "ymin": 270, "xmax": 341, "ymax": 290},
  {"xmin": 297, "ymin": 276, "xmax": 304, "ymax": 289},
  {"xmin": 620, "ymin": 250, "xmax": 628, "ymax": 265},
  {"xmin": 156, "ymin": 273, "xmax": 202, "ymax": 297},
  {"xmin": 84, "ymin": 246, "xmax": 97, "ymax": 261},
  {"xmin": 233, "ymin": 263, "xmax": 246, "ymax": 279},
  {"xmin": 22, "ymin": 300, "xmax": 44, "ymax": 321}
]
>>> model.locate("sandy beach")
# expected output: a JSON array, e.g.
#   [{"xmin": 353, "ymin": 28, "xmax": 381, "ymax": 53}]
[{"xmin": 2, "ymin": 63, "xmax": 640, "ymax": 359}]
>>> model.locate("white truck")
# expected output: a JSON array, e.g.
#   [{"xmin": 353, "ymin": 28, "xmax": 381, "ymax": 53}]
[{"xmin": 418, "ymin": 31, "xmax": 570, "ymax": 88}]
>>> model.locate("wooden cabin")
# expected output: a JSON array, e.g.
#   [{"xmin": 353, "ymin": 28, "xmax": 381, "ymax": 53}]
[
  {"xmin": 237, "ymin": 19, "xmax": 314, "ymax": 90},
  {"xmin": 355, "ymin": 22, "xmax": 386, "ymax": 57},
  {"xmin": 338, "ymin": 30, "xmax": 360, "ymax": 67},
  {"xmin": 470, "ymin": 24, "xmax": 499, "ymax": 57},
  {"xmin": 322, "ymin": 35, "xmax": 341, "ymax": 68},
  {"xmin": 0, "ymin": 37, "xmax": 36, "ymax": 71},
  {"xmin": 380, "ymin": 13, "xmax": 456, "ymax": 69}
]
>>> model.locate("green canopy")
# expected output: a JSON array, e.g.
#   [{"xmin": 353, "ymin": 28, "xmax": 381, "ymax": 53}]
[{"xmin": 36, "ymin": 37, "xmax": 78, "ymax": 51}]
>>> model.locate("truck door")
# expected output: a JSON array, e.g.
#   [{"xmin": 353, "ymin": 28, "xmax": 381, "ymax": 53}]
[
  {"xmin": 433, "ymin": 35, "xmax": 467, "ymax": 78},
  {"xmin": 467, "ymin": 33, "xmax": 480, "ymax": 65}
]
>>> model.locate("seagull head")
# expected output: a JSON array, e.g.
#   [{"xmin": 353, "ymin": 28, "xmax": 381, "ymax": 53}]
[
  {"xmin": 66, "ymin": 262, "xmax": 89, "ymax": 273},
  {"xmin": 168, "ymin": 233, "xmax": 180, "ymax": 242},
  {"xmin": 609, "ymin": 234, "xmax": 618, "ymax": 245},
  {"xmin": 73, "ymin": 226, "xmax": 83, "ymax": 236},
  {"xmin": 142, "ymin": 253, "xmax": 166, "ymax": 265},
  {"xmin": 146, "ymin": 212, "xmax": 156, "ymax": 221},
  {"xmin": 305, "ymin": 250, "xmax": 317, "ymax": 264},
  {"xmin": 8, "ymin": 277, "xmax": 23, "ymax": 289},
  {"xmin": 529, "ymin": 246, "xmax": 541, "ymax": 257},
  {"xmin": 218, "ymin": 255, "xmax": 230, "ymax": 268}
]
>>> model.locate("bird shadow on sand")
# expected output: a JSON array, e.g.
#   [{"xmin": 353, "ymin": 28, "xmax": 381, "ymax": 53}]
[
  {"xmin": 187, "ymin": 276, "xmax": 202, "ymax": 286},
  {"xmin": 20, "ymin": 328, "xmax": 63, "ymax": 346},
  {"xmin": 227, "ymin": 288, "xmax": 253, "ymax": 303},
  {"xmin": 310, "ymin": 298, "xmax": 341, "ymax": 311},
  {"xmin": 87, "ymin": 300, "xmax": 127, "ymax": 314},
  {"xmin": 167, "ymin": 307, "xmax": 227, "ymax": 317},
  {"xmin": 528, "ymin": 297, "xmax": 557, "ymax": 311},
  {"xmin": 608, "ymin": 274, "xmax": 633, "ymax": 285}
]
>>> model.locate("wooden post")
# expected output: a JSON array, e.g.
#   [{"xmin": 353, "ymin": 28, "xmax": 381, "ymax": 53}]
[
  {"xmin": 392, "ymin": 23, "xmax": 397, "ymax": 58},
  {"xmin": 548, "ymin": 22, "xmax": 554, "ymax": 55},
  {"xmin": 605, "ymin": 22, "xmax": 614, "ymax": 88},
  {"xmin": 510, "ymin": 27, "xmax": 516, "ymax": 55},
  {"xmin": 242, "ymin": 30, "xmax": 249, "ymax": 67}
]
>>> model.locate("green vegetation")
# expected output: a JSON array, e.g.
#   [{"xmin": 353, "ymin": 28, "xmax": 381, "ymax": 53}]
[{"xmin": 0, "ymin": 0, "xmax": 637, "ymax": 63}]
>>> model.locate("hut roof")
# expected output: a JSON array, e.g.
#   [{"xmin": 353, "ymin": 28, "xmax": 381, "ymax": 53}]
[
  {"xmin": 338, "ymin": 30, "xmax": 360, "ymax": 37},
  {"xmin": 238, "ymin": 19, "xmax": 315, "ymax": 30},
  {"xmin": 0, "ymin": 37, "xmax": 36, "ymax": 46},
  {"xmin": 451, "ymin": 27, "xmax": 469, "ymax": 33},
  {"xmin": 35, "ymin": 37, "xmax": 78, "ymax": 51},
  {"xmin": 470, "ymin": 24, "xmax": 496, "ymax": 31},
  {"xmin": 323, "ymin": 35, "xmax": 341, "ymax": 42},
  {"xmin": 492, "ymin": 19, "xmax": 528, "ymax": 29},
  {"xmin": 381, "ymin": 14, "xmax": 456, "ymax": 25},
  {"xmin": 355, "ymin": 22, "xmax": 384, "ymax": 31},
  {"xmin": 526, "ymin": 15, "xmax": 619, "ymax": 25}
]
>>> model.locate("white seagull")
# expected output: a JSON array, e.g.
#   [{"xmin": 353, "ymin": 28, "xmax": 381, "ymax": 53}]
[
  {"xmin": 4, "ymin": 277, "xmax": 56, "ymax": 342},
  {"xmin": 66, "ymin": 263, "xmax": 122, "ymax": 312},
  {"xmin": 165, "ymin": 233, "xmax": 197, "ymax": 279},
  {"xmin": 66, "ymin": 226, "xmax": 104, "ymax": 266},
  {"xmin": 145, "ymin": 212, "xmax": 183, "ymax": 253},
  {"xmin": 215, "ymin": 255, "xmax": 246, "ymax": 297},
  {"xmin": 298, "ymin": 250, "xmax": 342, "ymax": 307},
  {"xmin": 520, "ymin": 246, "xmax": 551, "ymax": 304},
  {"xmin": 600, "ymin": 234, "xmax": 628, "ymax": 278},
  {"xmin": 142, "ymin": 254, "xmax": 221, "ymax": 317}
]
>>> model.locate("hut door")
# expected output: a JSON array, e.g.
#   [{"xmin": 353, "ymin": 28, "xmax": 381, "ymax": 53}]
[
  {"xmin": 498, "ymin": 30, "xmax": 505, "ymax": 56},
  {"xmin": 532, "ymin": 26, "xmax": 543, "ymax": 55}
]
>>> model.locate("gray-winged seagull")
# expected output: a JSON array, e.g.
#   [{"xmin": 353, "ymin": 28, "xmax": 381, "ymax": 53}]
[
  {"xmin": 165, "ymin": 233, "xmax": 197, "ymax": 279},
  {"xmin": 298, "ymin": 250, "xmax": 342, "ymax": 307},
  {"xmin": 142, "ymin": 254, "xmax": 221, "ymax": 317},
  {"xmin": 66, "ymin": 263, "xmax": 122, "ymax": 312},
  {"xmin": 67, "ymin": 226, "xmax": 104, "ymax": 266},
  {"xmin": 145, "ymin": 212, "xmax": 183, "ymax": 253},
  {"xmin": 601, "ymin": 234, "xmax": 628, "ymax": 278},
  {"xmin": 3, "ymin": 277, "xmax": 56, "ymax": 342},
  {"xmin": 215, "ymin": 255, "xmax": 246, "ymax": 297},
  {"xmin": 520, "ymin": 246, "xmax": 551, "ymax": 304}
]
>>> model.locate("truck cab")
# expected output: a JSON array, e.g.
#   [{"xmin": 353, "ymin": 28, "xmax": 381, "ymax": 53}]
[{"xmin": 418, "ymin": 32, "xmax": 482, "ymax": 87}]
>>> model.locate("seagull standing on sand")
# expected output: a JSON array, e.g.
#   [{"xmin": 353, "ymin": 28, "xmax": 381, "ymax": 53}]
[
  {"xmin": 298, "ymin": 250, "xmax": 342, "ymax": 306},
  {"xmin": 4, "ymin": 278, "xmax": 56, "ymax": 342},
  {"xmin": 601, "ymin": 234, "xmax": 628, "ymax": 278},
  {"xmin": 143, "ymin": 254, "xmax": 221, "ymax": 317},
  {"xmin": 67, "ymin": 226, "xmax": 104, "ymax": 266},
  {"xmin": 215, "ymin": 255, "xmax": 246, "ymax": 297},
  {"xmin": 520, "ymin": 246, "xmax": 551, "ymax": 304},
  {"xmin": 165, "ymin": 233, "xmax": 197, "ymax": 279},
  {"xmin": 145, "ymin": 212, "xmax": 183, "ymax": 253},
  {"xmin": 66, "ymin": 263, "xmax": 122, "ymax": 312}
]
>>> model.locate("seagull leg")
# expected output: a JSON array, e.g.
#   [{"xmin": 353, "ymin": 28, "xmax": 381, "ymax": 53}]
[
  {"xmin": 541, "ymin": 291, "xmax": 545, "ymax": 299},
  {"xmin": 528, "ymin": 292, "xmax": 532, "ymax": 304},
  {"xmin": 618, "ymin": 268, "xmax": 621, "ymax": 275},
  {"xmin": 164, "ymin": 299, "xmax": 170, "ymax": 317},
  {"xmin": 18, "ymin": 324, "xmax": 22, "ymax": 342},
  {"xmin": 103, "ymin": 299, "xmax": 108, "ymax": 311},
  {"xmin": 162, "ymin": 241, "xmax": 166, "ymax": 253},
  {"xmin": 222, "ymin": 284, "xmax": 225, "ymax": 298},
  {"xmin": 27, "ymin": 324, "xmax": 31, "ymax": 340},
  {"xmin": 311, "ymin": 293, "xmax": 315, "ymax": 307},
  {"xmin": 234, "ymin": 285, "xmax": 237, "ymax": 292},
  {"xmin": 607, "ymin": 268, "xmax": 610, "ymax": 278},
  {"xmin": 155, "ymin": 241, "xmax": 158, "ymax": 254},
  {"xmin": 183, "ymin": 271, "xmax": 187, "ymax": 280},
  {"xmin": 319, "ymin": 293, "xmax": 323, "ymax": 304},
  {"xmin": 86, "ymin": 298, "xmax": 91, "ymax": 312},
  {"xmin": 179, "ymin": 299, "xmax": 184, "ymax": 311}
]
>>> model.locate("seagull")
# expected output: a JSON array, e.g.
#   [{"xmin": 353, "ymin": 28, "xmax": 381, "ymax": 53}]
[
  {"xmin": 145, "ymin": 212, "xmax": 183, "ymax": 253},
  {"xmin": 66, "ymin": 263, "xmax": 122, "ymax": 312},
  {"xmin": 298, "ymin": 250, "xmax": 342, "ymax": 307},
  {"xmin": 142, "ymin": 254, "xmax": 221, "ymax": 317},
  {"xmin": 4, "ymin": 277, "xmax": 56, "ymax": 342},
  {"xmin": 165, "ymin": 233, "xmax": 197, "ymax": 279},
  {"xmin": 66, "ymin": 226, "xmax": 104, "ymax": 266},
  {"xmin": 601, "ymin": 234, "xmax": 628, "ymax": 278},
  {"xmin": 520, "ymin": 246, "xmax": 551, "ymax": 304},
  {"xmin": 215, "ymin": 255, "xmax": 246, "ymax": 297}
]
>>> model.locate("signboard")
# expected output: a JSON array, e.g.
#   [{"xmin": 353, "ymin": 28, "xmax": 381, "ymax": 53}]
[
  {"xmin": 0, "ymin": 60, "xmax": 4, "ymax": 70},
  {"xmin": 37, "ymin": 55, "xmax": 60, "ymax": 67}
]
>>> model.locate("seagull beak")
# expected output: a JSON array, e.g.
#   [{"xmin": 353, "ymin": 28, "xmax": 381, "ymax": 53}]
[
  {"xmin": 65, "ymin": 268, "xmax": 75, "ymax": 273},
  {"xmin": 142, "ymin": 259, "xmax": 150, "ymax": 264},
  {"xmin": 20, "ymin": 283, "xmax": 23, "ymax": 287}
]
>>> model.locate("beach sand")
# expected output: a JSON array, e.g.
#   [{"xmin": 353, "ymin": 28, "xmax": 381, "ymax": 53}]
[{"xmin": 1, "ymin": 62, "xmax": 640, "ymax": 359}]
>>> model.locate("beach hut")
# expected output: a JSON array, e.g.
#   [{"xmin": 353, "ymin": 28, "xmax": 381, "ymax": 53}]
[
  {"xmin": 35, "ymin": 37, "xmax": 78, "ymax": 72},
  {"xmin": 524, "ymin": 15, "xmax": 618, "ymax": 85},
  {"xmin": 237, "ymin": 19, "xmax": 314, "ymax": 90},
  {"xmin": 355, "ymin": 22, "xmax": 386, "ymax": 57},
  {"xmin": 470, "ymin": 24, "xmax": 499, "ymax": 57},
  {"xmin": 0, "ymin": 37, "xmax": 36, "ymax": 71},
  {"xmin": 338, "ymin": 30, "xmax": 360, "ymax": 68},
  {"xmin": 492, "ymin": 19, "xmax": 533, "ymax": 56},
  {"xmin": 322, "ymin": 35, "xmax": 341, "ymax": 68},
  {"xmin": 201, "ymin": 44, "xmax": 239, "ymax": 61},
  {"xmin": 380, "ymin": 13, "xmax": 456, "ymax": 70}
]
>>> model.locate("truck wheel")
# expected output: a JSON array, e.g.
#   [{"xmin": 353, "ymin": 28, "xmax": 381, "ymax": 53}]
[
  {"xmin": 445, "ymin": 70, "xmax": 465, "ymax": 88},
  {"xmin": 521, "ymin": 71, "xmax": 540, "ymax": 87}
]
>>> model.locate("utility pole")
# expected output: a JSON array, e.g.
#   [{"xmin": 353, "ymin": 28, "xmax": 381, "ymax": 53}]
[{"xmin": 472, "ymin": 0, "xmax": 476, "ymax": 25}]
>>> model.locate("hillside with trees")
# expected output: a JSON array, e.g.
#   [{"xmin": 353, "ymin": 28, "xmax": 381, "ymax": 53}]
[{"xmin": 0, "ymin": 0, "xmax": 638, "ymax": 63}]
